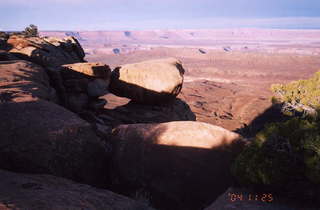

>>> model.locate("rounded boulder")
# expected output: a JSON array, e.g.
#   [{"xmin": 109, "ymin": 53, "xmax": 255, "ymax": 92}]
[{"xmin": 109, "ymin": 58, "xmax": 185, "ymax": 105}]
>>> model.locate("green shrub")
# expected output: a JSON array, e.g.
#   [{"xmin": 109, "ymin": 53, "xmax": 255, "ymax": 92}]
[
  {"xmin": 271, "ymin": 71, "xmax": 320, "ymax": 118},
  {"xmin": 232, "ymin": 72, "xmax": 320, "ymax": 200},
  {"xmin": 232, "ymin": 118, "xmax": 320, "ymax": 185}
]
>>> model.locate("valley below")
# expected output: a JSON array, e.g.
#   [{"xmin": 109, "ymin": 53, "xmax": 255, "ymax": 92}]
[{"xmin": 42, "ymin": 29, "xmax": 320, "ymax": 134}]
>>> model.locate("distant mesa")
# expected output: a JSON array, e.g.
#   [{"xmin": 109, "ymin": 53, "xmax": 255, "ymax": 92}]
[
  {"xmin": 198, "ymin": 48, "xmax": 206, "ymax": 54},
  {"xmin": 160, "ymin": 36, "xmax": 169, "ymax": 39},
  {"xmin": 65, "ymin": 31, "xmax": 80, "ymax": 37},
  {"xmin": 223, "ymin": 46, "xmax": 232, "ymax": 52},
  {"xmin": 124, "ymin": 31, "xmax": 131, "ymax": 37},
  {"xmin": 65, "ymin": 31, "xmax": 85, "ymax": 41},
  {"xmin": 113, "ymin": 48, "xmax": 121, "ymax": 54}
]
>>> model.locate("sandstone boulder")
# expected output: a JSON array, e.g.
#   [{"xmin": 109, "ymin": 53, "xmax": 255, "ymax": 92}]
[
  {"xmin": 109, "ymin": 58, "xmax": 185, "ymax": 105},
  {"xmin": 0, "ymin": 60, "xmax": 108, "ymax": 187},
  {"xmin": 7, "ymin": 35, "xmax": 85, "ymax": 67},
  {"xmin": 113, "ymin": 121, "xmax": 242, "ymax": 149},
  {"xmin": 62, "ymin": 62, "xmax": 111, "ymax": 79},
  {"xmin": 110, "ymin": 121, "xmax": 246, "ymax": 210},
  {"xmin": 0, "ymin": 169, "xmax": 153, "ymax": 210},
  {"xmin": 60, "ymin": 62, "xmax": 111, "ymax": 112}
]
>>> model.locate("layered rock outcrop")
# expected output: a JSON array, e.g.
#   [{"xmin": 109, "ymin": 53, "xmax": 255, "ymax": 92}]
[
  {"xmin": 110, "ymin": 58, "xmax": 184, "ymax": 105},
  {"xmin": 0, "ymin": 33, "xmax": 250, "ymax": 210},
  {"xmin": 7, "ymin": 35, "xmax": 85, "ymax": 67},
  {"xmin": 110, "ymin": 121, "xmax": 246, "ymax": 210},
  {"xmin": 58, "ymin": 62, "xmax": 111, "ymax": 112},
  {"xmin": 0, "ymin": 169, "xmax": 153, "ymax": 210},
  {"xmin": 0, "ymin": 60, "xmax": 108, "ymax": 187}
]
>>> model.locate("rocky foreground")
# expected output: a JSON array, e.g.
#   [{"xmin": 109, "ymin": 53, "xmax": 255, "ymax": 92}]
[{"xmin": 0, "ymin": 33, "xmax": 314, "ymax": 210}]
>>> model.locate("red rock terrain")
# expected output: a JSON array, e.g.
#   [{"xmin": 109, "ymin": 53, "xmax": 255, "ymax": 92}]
[
  {"xmin": 76, "ymin": 51, "xmax": 317, "ymax": 137},
  {"xmin": 0, "ymin": 29, "xmax": 319, "ymax": 210},
  {"xmin": 43, "ymin": 29, "xmax": 320, "ymax": 134}
]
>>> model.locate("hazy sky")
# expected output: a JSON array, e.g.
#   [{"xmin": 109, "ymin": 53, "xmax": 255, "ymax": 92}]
[{"xmin": 1, "ymin": 0, "xmax": 320, "ymax": 30}]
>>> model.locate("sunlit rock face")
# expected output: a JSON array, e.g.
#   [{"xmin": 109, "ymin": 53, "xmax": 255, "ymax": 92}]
[
  {"xmin": 112, "ymin": 121, "xmax": 243, "ymax": 149},
  {"xmin": 109, "ymin": 58, "xmax": 185, "ymax": 105}
]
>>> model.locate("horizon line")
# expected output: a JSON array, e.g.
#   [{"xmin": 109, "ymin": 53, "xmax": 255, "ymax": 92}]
[{"xmin": 4, "ymin": 27, "xmax": 320, "ymax": 33}]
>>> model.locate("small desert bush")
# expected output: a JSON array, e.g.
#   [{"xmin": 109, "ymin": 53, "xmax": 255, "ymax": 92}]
[
  {"xmin": 271, "ymin": 71, "xmax": 320, "ymax": 118},
  {"xmin": 232, "ymin": 72, "xmax": 320, "ymax": 201},
  {"xmin": 23, "ymin": 24, "xmax": 39, "ymax": 37}
]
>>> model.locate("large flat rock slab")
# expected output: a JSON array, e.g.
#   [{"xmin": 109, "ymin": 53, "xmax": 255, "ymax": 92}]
[{"xmin": 0, "ymin": 169, "xmax": 153, "ymax": 210}]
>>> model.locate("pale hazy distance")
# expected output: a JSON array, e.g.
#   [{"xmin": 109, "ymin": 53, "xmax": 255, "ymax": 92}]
[{"xmin": 1, "ymin": 0, "xmax": 320, "ymax": 30}]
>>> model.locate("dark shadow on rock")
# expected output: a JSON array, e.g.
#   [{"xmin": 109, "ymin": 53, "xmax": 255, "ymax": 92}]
[
  {"xmin": 97, "ymin": 76, "xmax": 196, "ymax": 127},
  {"xmin": 0, "ymin": 169, "xmax": 153, "ymax": 210},
  {"xmin": 0, "ymin": 60, "xmax": 57, "ymax": 102},
  {"xmin": 9, "ymin": 38, "xmax": 84, "ymax": 69},
  {"xmin": 234, "ymin": 103, "xmax": 289, "ymax": 138},
  {"xmin": 98, "ymin": 97, "xmax": 196, "ymax": 127},
  {"xmin": 0, "ymin": 44, "xmax": 15, "ymax": 61},
  {"xmin": 0, "ymin": 99, "xmax": 109, "ymax": 188},
  {"xmin": 10, "ymin": 48, "xmax": 65, "ymax": 68},
  {"xmin": 0, "ymin": 60, "xmax": 113, "ymax": 189},
  {"xmin": 0, "ymin": 32, "xmax": 10, "ymax": 50},
  {"xmin": 109, "ymin": 123, "xmax": 244, "ymax": 210}
]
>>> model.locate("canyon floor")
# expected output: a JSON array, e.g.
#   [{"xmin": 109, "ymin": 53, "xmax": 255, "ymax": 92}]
[{"xmin": 42, "ymin": 29, "xmax": 320, "ymax": 135}]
